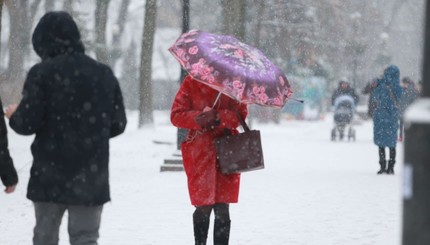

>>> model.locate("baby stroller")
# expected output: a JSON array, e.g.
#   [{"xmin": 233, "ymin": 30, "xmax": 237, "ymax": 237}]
[{"xmin": 331, "ymin": 95, "xmax": 356, "ymax": 141}]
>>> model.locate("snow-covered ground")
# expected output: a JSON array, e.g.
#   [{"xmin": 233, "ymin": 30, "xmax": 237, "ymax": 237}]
[{"xmin": 0, "ymin": 111, "xmax": 403, "ymax": 245}]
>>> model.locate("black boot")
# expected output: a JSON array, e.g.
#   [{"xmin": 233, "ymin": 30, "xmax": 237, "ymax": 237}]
[
  {"xmin": 214, "ymin": 218, "xmax": 231, "ymax": 245},
  {"xmin": 386, "ymin": 160, "xmax": 395, "ymax": 174},
  {"xmin": 193, "ymin": 212, "xmax": 210, "ymax": 245},
  {"xmin": 377, "ymin": 161, "xmax": 386, "ymax": 174}
]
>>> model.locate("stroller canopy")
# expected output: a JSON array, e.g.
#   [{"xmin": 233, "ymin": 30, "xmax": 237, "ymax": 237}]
[{"xmin": 334, "ymin": 95, "xmax": 356, "ymax": 111}]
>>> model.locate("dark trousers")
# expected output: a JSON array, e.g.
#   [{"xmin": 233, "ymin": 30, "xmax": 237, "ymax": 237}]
[{"xmin": 33, "ymin": 202, "xmax": 103, "ymax": 245}]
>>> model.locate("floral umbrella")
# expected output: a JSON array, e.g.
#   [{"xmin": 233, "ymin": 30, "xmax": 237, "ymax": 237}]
[{"xmin": 168, "ymin": 30, "xmax": 293, "ymax": 108}]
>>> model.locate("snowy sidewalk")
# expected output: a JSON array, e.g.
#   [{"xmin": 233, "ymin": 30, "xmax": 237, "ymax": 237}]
[{"xmin": 0, "ymin": 111, "xmax": 402, "ymax": 245}]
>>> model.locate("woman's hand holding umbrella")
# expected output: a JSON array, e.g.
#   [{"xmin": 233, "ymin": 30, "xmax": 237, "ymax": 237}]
[{"xmin": 194, "ymin": 109, "xmax": 220, "ymax": 130}]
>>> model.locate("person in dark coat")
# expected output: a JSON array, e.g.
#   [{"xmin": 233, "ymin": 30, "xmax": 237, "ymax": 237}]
[
  {"xmin": 0, "ymin": 98, "xmax": 18, "ymax": 194},
  {"xmin": 362, "ymin": 78, "xmax": 378, "ymax": 118},
  {"xmin": 331, "ymin": 80, "xmax": 359, "ymax": 106},
  {"xmin": 372, "ymin": 65, "xmax": 401, "ymax": 175},
  {"xmin": 5, "ymin": 11, "xmax": 126, "ymax": 245},
  {"xmin": 398, "ymin": 77, "xmax": 419, "ymax": 141}
]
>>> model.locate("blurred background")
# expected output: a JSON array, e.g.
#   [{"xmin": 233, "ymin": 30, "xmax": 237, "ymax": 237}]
[{"xmin": 0, "ymin": 0, "xmax": 425, "ymax": 124}]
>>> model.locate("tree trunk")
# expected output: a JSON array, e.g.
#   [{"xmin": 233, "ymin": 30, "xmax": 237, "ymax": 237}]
[
  {"xmin": 0, "ymin": 0, "xmax": 3, "ymax": 63},
  {"xmin": 5, "ymin": 0, "xmax": 27, "ymax": 74},
  {"xmin": 2, "ymin": 0, "xmax": 30, "ymax": 104},
  {"xmin": 121, "ymin": 40, "xmax": 139, "ymax": 110},
  {"xmin": 138, "ymin": 0, "xmax": 157, "ymax": 127},
  {"xmin": 247, "ymin": 0, "xmax": 265, "ymax": 125},
  {"xmin": 95, "ymin": 0, "xmax": 110, "ymax": 64},
  {"xmin": 384, "ymin": 0, "xmax": 406, "ymax": 33},
  {"xmin": 221, "ymin": 0, "xmax": 246, "ymax": 40},
  {"xmin": 252, "ymin": 1, "xmax": 264, "ymax": 47},
  {"xmin": 110, "ymin": 0, "xmax": 130, "ymax": 68},
  {"xmin": 44, "ymin": 0, "xmax": 55, "ymax": 12},
  {"xmin": 29, "ymin": 0, "xmax": 42, "ymax": 32},
  {"xmin": 63, "ymin": 0, "xmax": 73, "ymax": 13},
  {"xmin": 176, "ymin": 0, "xmax": 190, "ymax": 149}
]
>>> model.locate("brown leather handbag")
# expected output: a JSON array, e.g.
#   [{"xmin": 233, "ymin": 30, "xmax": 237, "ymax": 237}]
[{"xmin": 214, "ymin": 111, "xmax": 265, "ymax": 174}]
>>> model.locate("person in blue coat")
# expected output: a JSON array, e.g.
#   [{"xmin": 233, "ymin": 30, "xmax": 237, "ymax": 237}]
[{"xmin": 372, "ymin": 65, "xmax": 402, "ymax": 174}]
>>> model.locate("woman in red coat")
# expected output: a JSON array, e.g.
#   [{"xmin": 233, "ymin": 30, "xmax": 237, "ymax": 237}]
[{"xmin": 171, "ymin": 75, "xmax": 248, "ymax": 245}]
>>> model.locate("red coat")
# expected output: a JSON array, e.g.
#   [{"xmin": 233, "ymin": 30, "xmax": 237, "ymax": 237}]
[{"xmin": 171, "ymin": 75, "xmax": 248, "ymax": 206}]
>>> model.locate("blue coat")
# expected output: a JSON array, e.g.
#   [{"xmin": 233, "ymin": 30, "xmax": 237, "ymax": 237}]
[{"xmin": 372, "ymin": 65, "xmax": 402, "ymax": 147}]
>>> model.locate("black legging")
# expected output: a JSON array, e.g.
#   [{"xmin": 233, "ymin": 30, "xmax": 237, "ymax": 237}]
[
  {"xmin": 193, "ymin": 203, "xmax": 230, "ymax": 244},
  {"xmin": 194, "ymin": 203, "xmax": 230, "ymax": 222},
  {"xmin": 378, "ymin": 147, "xmax": 396, "ymax": 162}
]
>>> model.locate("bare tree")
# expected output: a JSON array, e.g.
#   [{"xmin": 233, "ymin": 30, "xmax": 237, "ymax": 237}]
[
  {"xmin": 63, "ymin": 0, "xmax": 73, "ymax": 13},
  {"xmin": 29, "ymin": 0, "xmax": 43, "ymax": 27},
  {"xmin": 120, "ymin": 40, "xmax": 139, "ymax": 110},
  {"xmin": 138, "ymin": 0, "xmax": 157, "ymax": 127},
  {"xmin": 0, "ymin": 0, "xmax": 3, "ymax": 62},
  {"xmin": 251, "ymin": 0, "xmax": 265, "ymax": 47},
  {"xmin": 1, "ymin": 0, "xmax": 42, "ymax": 104},
  {"xmin": 4, "ymin": 0, "xmax": 28, "ymax": 75},
  {"xmin": 95, "ymin": 0, "xmax": 110, "ymax": 64},
  {"xmin": 221, "ymin": 0, "xmax": 246, "ymax": 40},
  {"xmin": 44, "ymin": 0, "xmax": 55, "ymax": 12},
  {"xmin": 384, "ymin": 0, "xmax": 407, "ymax": 32},
  {"xmin": 110, "ymin": 0, "xmax": 131, "ymax": 68},
  {"xmin": 94, "ymin": 0, "xmax": 131, "ymax": 69}
]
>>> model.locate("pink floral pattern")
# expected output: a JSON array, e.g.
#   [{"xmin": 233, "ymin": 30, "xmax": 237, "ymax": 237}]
[
  {"xmin": 169, "ymin": 30, "xmax": 293, "ymax": 108},
  {"xmin": 189, "ymin": 58, "xmax": 215, "ymax": 83},
  {"xmin": 188, "ymin": 46, "xmax": 199, "ymax": 55}
]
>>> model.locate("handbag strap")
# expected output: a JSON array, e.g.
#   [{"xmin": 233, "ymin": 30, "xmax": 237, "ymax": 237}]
[
  {"xmin": 385, "ymin": 84, "xmax": 399, "ymax": 109},
  {"xmin": 234, "ymin": 110, "xmax": 250, "ymax": 132},
  {"xmin": 215, "ymin": 95, "xmax": 249, "ymax": 132}
]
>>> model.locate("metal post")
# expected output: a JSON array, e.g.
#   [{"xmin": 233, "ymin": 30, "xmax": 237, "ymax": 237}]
[
  {"xmin": 176, "ymin": 0, "xmax": 190, "ymax": 151},
  {"xmin": 161, "ymin": 0, "xmax": 190, "ymax": 172},
  {"xmin": 402, "ymin": 0, "xmax": 430, "ymax": 243},
  {"xmin": 422, "ymin": 0, "xmax": 430, "ymax": 99}
]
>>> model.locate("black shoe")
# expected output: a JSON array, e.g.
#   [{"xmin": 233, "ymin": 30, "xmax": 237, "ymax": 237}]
[
  {"xmin": 386, "ymin": 160, "xmax": 395, "ymax": 175},
  {"xmin": 377, "ymin": 161, "xmax": 386, "ymax": 174}
]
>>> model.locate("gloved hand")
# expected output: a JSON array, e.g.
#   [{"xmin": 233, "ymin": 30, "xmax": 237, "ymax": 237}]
[{"xmin": 194, "ymin": 109, "xmax": 220, "ymax": 130}]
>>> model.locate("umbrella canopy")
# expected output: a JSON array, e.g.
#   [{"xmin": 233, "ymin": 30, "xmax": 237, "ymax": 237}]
[{"xmin": 168, "ymin": 30, "xmax": 292, "ymax": 108}]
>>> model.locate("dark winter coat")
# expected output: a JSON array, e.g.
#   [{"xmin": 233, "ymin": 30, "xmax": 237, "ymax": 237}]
[
  {"xmin": 399, "ymin": 85, "xmax": 419, "ymax": 117},
  {"xmin": 362, "ymin": 80, "xmax": 378, "ymax": 118},
  {"xmin": 0, "ymin": 98, "xmax": 18, "ymax": 188},
  {"xmin": 171, "ymin": 76, "xmax": 248, "ymax": 206},
  {"xmin": 372, "ymin": 65, "xmax": 402, "ymax": 148},
  {"xmin": 9, "ymin": 12, "xmax": 127, "ymax": 206}
]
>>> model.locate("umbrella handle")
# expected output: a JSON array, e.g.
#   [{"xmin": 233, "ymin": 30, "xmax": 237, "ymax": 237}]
[{"xmin": 212, "ymin": 92, "xmax": 222, "ymax": 109}]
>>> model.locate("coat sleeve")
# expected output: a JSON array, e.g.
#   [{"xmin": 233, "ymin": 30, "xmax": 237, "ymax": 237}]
[
  {"xmin": 352, "ymin": 89, "xmax": 360, "ymax": 104},
  {"xmin": 331, "ymin": 90, "xmax": 338, "ymax": 105},
  {"xmin": 170, "ymin": 77, "xmax": 205, "ymax": 130},
  {"xmin": 9, "ymin": 65, "xmax": 46, "ymax": 135},
  {"xmin": 109, "ymin": 72, "xmax": 127, "ymax": 138},
  {"xmin": 0, "ymin": 98, "xmax": 18, "ymax": 187}
]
